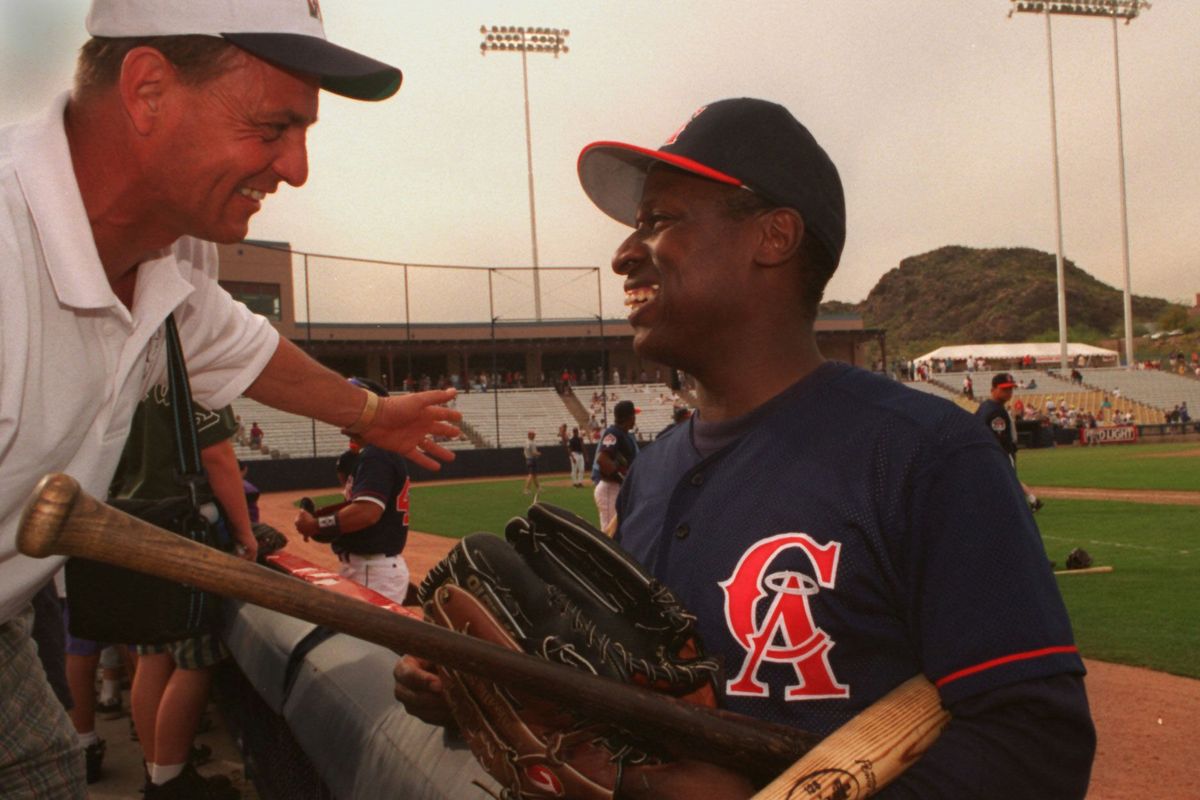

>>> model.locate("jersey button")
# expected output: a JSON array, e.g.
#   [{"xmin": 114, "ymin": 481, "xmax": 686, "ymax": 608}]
[
  {"xmin": 689, "ymin": 472, "xmax": 704, "ymax": 487},
  {"xmin": 674, "ymin": 524, "xmax": 690, "ymax": 540}
]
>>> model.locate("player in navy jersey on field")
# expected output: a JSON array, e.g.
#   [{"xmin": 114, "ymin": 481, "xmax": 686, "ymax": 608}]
[
  {"xmin": 395, "ymin": 98, "xmax": 1095, "ymax": 798},
  {"xmin": 591, "ymin": 399, "xmax": 639, "ymax": 534},
  {"xmin": 976, "ymin": 372, "xmax": 1043, "ymax": 511},
  {"xmin": 295, "ymin": 379, "xmax": 412, "ymax": 605},
  {"xmin": 576, "ymin": 98, "xmax": 1094, "ymax": 797}
]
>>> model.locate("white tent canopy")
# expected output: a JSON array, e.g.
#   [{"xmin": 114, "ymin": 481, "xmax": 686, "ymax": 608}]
[{"xmin": 914, "ymin": 342, "xmax": 1118, "ymax": 365}]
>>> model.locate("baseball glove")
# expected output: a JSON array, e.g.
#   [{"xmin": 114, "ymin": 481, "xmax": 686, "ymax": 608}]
[
  {"xmin": 417, "ymin": 503, "xmax": 722, "ymax": 799},
  {"xmin": 251, "ymin": 523, "xmax": 288, "ymax": 562}
]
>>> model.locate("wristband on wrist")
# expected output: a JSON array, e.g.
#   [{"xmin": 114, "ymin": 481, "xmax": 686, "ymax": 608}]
[
  {"xmin": 317, "ymin": 513, "xmax": 340, "ymax": 536},
  {"xmin": 341, "ymin": 389, "xmax": 380, "ymax": 437}
]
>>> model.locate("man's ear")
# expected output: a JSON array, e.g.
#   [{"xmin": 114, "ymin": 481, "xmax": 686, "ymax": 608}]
[
  {"xmin": 754, "ymin": 208, "xmax": 804, "ymax": 268},
  {"xmin": 118, "ymin": 47, "xmax": 175, "ymax": 136}
]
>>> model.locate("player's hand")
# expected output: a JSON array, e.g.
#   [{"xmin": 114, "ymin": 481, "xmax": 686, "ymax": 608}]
[
  {"xmin": 232, "ymin": 526, "xmax": 259, "ymax": 562},
  {"xmin": 393, "ymin": 655, "xmax": 454, "ymax": 727},
  {"xmin": 359, "ymin": 390, "xmax": 462, "ymax": 471},
  {"xmin": 294, "ymin": 510, "xmax": 317, "ymax": 542}
]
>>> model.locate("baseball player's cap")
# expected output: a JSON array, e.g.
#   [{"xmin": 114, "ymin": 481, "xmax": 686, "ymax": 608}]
[
  {"xmin": 85, "ymin": 0, "xmax": 402, "ymax": 101},
  {"xmin": 992, "ymin": 373, "xmax": 1017, "ymax": 389},
  {"xmin": 577, "ymin": 97, "xmax": 846, "ymax": 266},
  {"xmin": 613, "ymin": 400, "xmax": 639, "ymax": 419}
]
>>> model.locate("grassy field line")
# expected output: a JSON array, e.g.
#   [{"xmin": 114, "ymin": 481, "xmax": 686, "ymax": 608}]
[{"xmin": 1041, "ymin": 533, "xmax": 1193, "ymax": 556}]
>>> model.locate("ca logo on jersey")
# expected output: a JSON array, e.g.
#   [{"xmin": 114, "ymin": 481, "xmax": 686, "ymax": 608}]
[{"xmin": 720, "ymin": 533, "xmax": 849, "ymax": 701}]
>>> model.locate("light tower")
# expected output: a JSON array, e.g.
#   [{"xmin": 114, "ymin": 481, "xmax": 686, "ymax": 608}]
[
  {"xmin": 479, "ymin": 24, "xmax": 571, "ymax": 321},
  {"xmin": 1010, "ymin": 0, "xmax": 1151, "ymax": 369}
]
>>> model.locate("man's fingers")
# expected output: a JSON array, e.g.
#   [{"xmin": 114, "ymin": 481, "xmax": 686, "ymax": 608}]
[
  {"xmin": 420, "ymin": 439, "xmax": 456, "ymax": 464},
  {"xmin": 403, "ymin": 448, "xmax": 443, "ymax": 472}
]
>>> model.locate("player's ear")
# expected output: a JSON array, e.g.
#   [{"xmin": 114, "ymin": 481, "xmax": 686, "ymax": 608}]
[
  {"xmin": 753, "ymin": 208, "xmax": 804, "ymax": 269},
  {"xmin": 118, "ymin": 46, "xmax": 175, "ymax": 136}
]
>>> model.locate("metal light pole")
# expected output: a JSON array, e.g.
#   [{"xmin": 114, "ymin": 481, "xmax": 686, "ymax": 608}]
[
  {"xmin": 479, "ymin": 24, "xmax": 571, "ymax": 322},
  {"xmin": 1010, "ymin": 1, "xmax": 1150, "ymax": 370}
]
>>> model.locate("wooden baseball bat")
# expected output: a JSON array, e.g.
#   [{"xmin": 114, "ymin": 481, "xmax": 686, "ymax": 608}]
[
  {"xmin": 20, "ymin": 472, "xmax": 948, "ymax": 795},
  {"xmin": 751, "ymin": 675, "xmax": 949, "ymax": 799},
  {"xmin": 18, "ymin": 472, "xmax": 807, "ymax": 780}
]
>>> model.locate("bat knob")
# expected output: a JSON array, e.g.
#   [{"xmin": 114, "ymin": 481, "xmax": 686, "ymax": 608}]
[{"xmin": 18, "ymin": 473, "xmax": 82, "ymax": 558}]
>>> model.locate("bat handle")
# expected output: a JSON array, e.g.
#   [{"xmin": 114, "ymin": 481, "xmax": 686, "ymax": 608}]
[{"xmin": 18, "ymin": 473, "xmax": 82, "ymax": 558}]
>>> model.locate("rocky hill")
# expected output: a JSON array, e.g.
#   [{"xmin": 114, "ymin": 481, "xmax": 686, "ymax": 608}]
[{"xmin": 822, "ymin": 246, "xmax": 1181, "ymax": 357}]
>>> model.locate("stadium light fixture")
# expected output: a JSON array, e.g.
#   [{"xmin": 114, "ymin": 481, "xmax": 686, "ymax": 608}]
[
  {"xmin": 478, "ymin": 24, "xmax": 571, "ymax": 322},
  {"xmin": 1010, "ymin": 0, "xmax": 1150, "ymax": 369}
]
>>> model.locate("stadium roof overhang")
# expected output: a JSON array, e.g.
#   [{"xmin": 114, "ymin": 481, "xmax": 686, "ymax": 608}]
[{"xmin": 914, "ymin": 342, "xmax": 1118, "ymax": 363}]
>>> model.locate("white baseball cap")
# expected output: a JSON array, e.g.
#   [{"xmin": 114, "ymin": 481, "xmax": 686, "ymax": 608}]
[{"xmin": 86, "ymin": 0, "xmax": 401, "ymax": 101}]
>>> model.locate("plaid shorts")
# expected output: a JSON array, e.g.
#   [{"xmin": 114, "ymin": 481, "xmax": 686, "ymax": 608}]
[
  {"xmin": 0, "ymin": 607, "xmax": 87, "ymax": 798},
  {"xmin": 135, "ymin": 632, "xmax": 228, "ymax": 670}
]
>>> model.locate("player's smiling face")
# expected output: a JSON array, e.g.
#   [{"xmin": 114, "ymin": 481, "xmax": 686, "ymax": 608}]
[
  {"xmin": 612, "ymin": 166, "xmax": 763, "ymax": 371},
  {"xmin": 149, "ymin": 52, "xmax": 319, "ymax": 244}
]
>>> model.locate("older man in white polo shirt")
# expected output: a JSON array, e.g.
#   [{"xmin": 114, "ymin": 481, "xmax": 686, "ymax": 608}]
[{"xmin": 0, "ymin": 2, "xmax": 462, "ymax": 796}]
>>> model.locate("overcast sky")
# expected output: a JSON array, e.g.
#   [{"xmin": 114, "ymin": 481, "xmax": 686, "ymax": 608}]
[{"xmin": 2, "ymin": 1, "xmax": 1195, "ymax": 325}]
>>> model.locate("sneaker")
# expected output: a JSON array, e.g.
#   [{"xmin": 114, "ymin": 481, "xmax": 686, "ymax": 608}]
[
  {"xmin": 144, "ymin": 764, "xmax": 238, "ymax": 800},
  {"xmin": 96, "ymin": 697, "xmax": 124, "ymax": 719},
  {"xmin": 84, "ymin": 739, "xmax": 106, "ymax": 784}
]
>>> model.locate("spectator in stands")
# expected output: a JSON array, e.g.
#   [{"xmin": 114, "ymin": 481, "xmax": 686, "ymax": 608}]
[
  {"xmin": 962, "ymin": 374, "xmax": 974, "ymax": 400},
  {"xmin": 294, "ymin": 381, "xmax": 414, "ymax": 607},
  {"xmin": 1070, "ymin": 368, "xmax": 1083, "ymax": 385},
  {"xmin": 1027, "ymin": 377, "xmax": 1038, "ymax": 390},
  {"xmin": 522, "ymin": 430, "xmax": 541, "ymax": 496},
  {"xmin": 248, "ymin": 421, "xmax": 264, "ymax": 450},
  {"xmin": 63, "ymin": 642, "xmax": 129, "ymax": 784}
]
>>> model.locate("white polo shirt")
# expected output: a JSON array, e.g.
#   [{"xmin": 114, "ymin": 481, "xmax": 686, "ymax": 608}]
[{"xmin": 0, "ymin": 94, "xmax": 280, "ymax": 623}]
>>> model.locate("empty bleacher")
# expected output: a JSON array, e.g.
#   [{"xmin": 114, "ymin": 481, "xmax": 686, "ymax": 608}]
[
  {"xmin": 577, "ymin": 383, "xmax": 685, "ymax": 441},
  {"xmin": 1073, "ymin": 368, "xmax": 1200, "ymax": 416},
  {"xmin": 453, "ymin": 388, "xmax": 578, "ymax": 449}
]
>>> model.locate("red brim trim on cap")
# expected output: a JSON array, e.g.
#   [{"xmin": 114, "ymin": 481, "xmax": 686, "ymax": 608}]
[
  {"xmin": 579, "ymin": 141, "xmax": 742, "ymax": 187},
  {"xmin": 995, "ymin": 382, "xmax": 1017, "ymax": 389}
]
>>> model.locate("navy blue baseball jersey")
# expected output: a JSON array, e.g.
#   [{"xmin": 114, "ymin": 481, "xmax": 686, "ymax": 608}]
[
  {"xmin": 616, "ymin": 362, "xmax": 1083, "ymax": 739},
  {"xmin": 590, "ymin": 424, "xmax": 638, "ymax": 484},
  {"xmin": 975, "ymin": 398, "xmax": 1018, "ymax": 460},
  {"xmin": 332, "ymin": 445, "xmax": 410, "ymax": 558}
]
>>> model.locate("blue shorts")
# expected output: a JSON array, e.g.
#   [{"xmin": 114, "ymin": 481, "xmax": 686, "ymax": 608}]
[{"xmin": 61, "ymin": 606, "xmax": 111, "ymax": 657}]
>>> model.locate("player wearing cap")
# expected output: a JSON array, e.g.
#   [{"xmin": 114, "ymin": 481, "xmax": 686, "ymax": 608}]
[
  {"xmin": 0, "ymin": 3, "xmax": 462, "ymax": 796},
  {"xmin": 977, "ymin": 373, "xmax": 1043, "ymax": 511},
  {"xmin": 295, "ymin": 379, "xmax": 413, "ymax": 606},
  {"xmin": 591, "ymin": 399, "xmax": 640, "ymax": 534},
  {"xmin": 573, "ymin": 98, "xmax": 1094, "ymax": 796}
]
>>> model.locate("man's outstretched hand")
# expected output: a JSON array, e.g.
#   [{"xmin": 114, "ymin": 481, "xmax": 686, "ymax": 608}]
[{"xmin": 360, "ymin": 389, "xmax": 462, "ymax": 470}]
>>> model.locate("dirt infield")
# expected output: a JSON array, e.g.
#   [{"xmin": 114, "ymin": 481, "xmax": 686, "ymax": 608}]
[
  {"xmin": 1032, "ymin": 486, "xmax": 1200, "ymax": 506},
  {"xmin": 258, "ymin": 487, "xmax": 1198, "ymax": 797}
]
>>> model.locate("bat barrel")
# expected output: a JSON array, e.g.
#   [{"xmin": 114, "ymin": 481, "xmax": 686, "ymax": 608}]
[{"xmin": 17, "ymin": 473, "xmax": 82, "ymax": 558}]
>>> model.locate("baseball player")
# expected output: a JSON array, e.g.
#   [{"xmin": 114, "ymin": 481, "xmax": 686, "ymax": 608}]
[
  {"xmin": 591, "ymin": 400, "xmax": 639, "ymax": 534},
  {"xmin": 394, "ymin": 100, "xmax": 1094, "ymax": 797},
  {"xmin": 568, "ymin": 426, "xmax": 587, "ymax": 487},
  {"xmin": 578, "ymin": 99, "xmax": 1094, "ymax": 796},
  {"xmin": 522, "ymin": 431, "xmax": 541, "ymax": 496},
  {"xmin": 976, "ymin": 372, "xmax": 1043, "ymax": 511},
  {"xmin": 295, "ymin": 379, "xmax": 413, "ymax": 605}
]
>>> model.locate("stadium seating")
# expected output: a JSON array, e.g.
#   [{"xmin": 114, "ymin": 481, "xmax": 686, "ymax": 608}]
[
  {"xmin": 452, "ymin": 388, "xmax": 578, "ymax": 449},
  {"xmin": 576, "ymin": 383, "xmax": 686, "ymax": 442},
  {"xmin": 1073, "ymin": 368, "xmax": 1200, "ymax": 416}
]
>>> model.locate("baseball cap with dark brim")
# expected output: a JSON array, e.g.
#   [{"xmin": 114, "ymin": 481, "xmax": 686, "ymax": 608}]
[
  {"xmin": 577, "ymin": 98, "xmax": 846, "ymax": 265},
  {"xmin": 86, "ymin": 0, "xmax": 402, "ymax": 101},
  {"xmin": 992, "ymin": 373, "xmax": 1017, "ymax": 389}
]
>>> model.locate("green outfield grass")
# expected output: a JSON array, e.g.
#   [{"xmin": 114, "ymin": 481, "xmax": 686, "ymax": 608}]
[
  {"xmin": 373, "ymin": 441, "xmax": 1198, "ymax": 677},
  {"xmin": 1038, "ymin": 499, "xmax": 1199, "ymax": 679},
  {"xmin": 408, "ymin": 478, "xmax": 600, "ymax": 538},
  {"xmin": 1017, "ymin": 441, "xmax": 1199, "ymax": 491}
]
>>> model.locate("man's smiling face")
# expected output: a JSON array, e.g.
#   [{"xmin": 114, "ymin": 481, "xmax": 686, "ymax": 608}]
[
  {"xmin": 149, "ymin": 50, "xmax": 319, "ymax": 243},
  {"xmin": 611, "ymin": 166, "xmax": 765, "ymax": 373}
]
